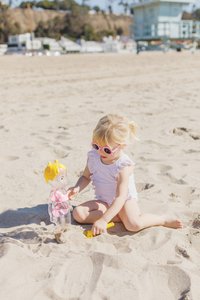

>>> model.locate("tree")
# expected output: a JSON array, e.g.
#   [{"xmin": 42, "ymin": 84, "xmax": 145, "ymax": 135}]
[
  {"xmin": 119, "ymin": 1, "xmax": 130, "ymax": 14},
  {"xmin": 0, "ymin": 1, "xmax": 9, "ymax": 11},
  {"xmin": 35, "ymin": 16, "xmax": 65, "ymax": 39},
  {"xmin": 193, "ymin": 9, "xmax": 200, "ymax": 20},
  {"xmin": 107, "ymin": 0, "xmax": 115, "ymax": 14},
  {"xmin": 108, "ymin": 5, "xmax": 112, "ymax": 14},
  {"xmin": 116, "ymin": 26, "xmax": 123, "ymax": 35},
  {"xmin": 0, "ymin": 10, "xmax": 21, "ymax": 43},
  {"xmin": 93, "ymin": 5, "xmax": 100, "ymax": 14},
  {"xmin": 19, "ymin": 1, "xmax": 35, "ymax": 9}
]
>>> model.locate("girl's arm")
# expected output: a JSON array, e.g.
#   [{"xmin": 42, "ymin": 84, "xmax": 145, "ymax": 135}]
[
  {"xmin": 67, "ymin": 165, "xmax": 91, "ymax": 198},
  {"xmin": 92, "ymin": 165, "xmax": 133, "ymax": 235},
  {"xmin": 74, "ymin": 165, "xmax": 91, "ymax": 192}
]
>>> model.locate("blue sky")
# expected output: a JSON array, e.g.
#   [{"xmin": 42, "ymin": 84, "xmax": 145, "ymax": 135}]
[
  {"xmin": 3, "ymin": 0, "xmax": 129, "ymax": 13},
  {"xmin": 76, "ymin": 1, "xmax": 124, "ymax": 13}
]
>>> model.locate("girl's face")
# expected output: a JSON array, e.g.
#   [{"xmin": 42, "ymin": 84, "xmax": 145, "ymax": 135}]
[{"xmin": 92, "ymin": 140, "xmax": 123, "ymax": 164}]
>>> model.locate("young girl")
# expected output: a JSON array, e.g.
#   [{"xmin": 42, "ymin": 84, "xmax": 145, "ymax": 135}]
[{"xmin": 68, "ymin": 114, "xmax": 183, "ymax": 236}]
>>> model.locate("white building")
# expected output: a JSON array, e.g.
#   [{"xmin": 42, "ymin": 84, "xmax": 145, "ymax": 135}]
[
  {"xmin": 132, "ymin": 0, "xmax": 200, "ymax": 41},
  {"xmin": 0, "ymin": 44, "xmax": 7, "ymax": 55},
  {"xmin": 7, "ymin": 33, "xmax": 63, "ymax": 55},
  {"xmin": 38, "ymin": 37, "xmax": 62, "ymax": 54},
  {"xmin": 7, "ymin": 33, "xmax": 42, "ymax": 53},
  {"xmin": 102, "ymin": 36, "xmax": 136, "ymax": 53},
  {"xmin": 59, "ymin": 37, "xmax": 81, "ymax": 53},
  {"xmin": 80, "ymin": 40, "xmax": 104, "ymax": 53}
]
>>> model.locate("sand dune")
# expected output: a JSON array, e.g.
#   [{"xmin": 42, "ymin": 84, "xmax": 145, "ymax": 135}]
[{"xmin": 0, "ymin": 52, "xmax": 200, "ymax": 300}]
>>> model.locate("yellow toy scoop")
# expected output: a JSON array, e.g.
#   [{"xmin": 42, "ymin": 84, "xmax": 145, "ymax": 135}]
[{"xmin": 83, "ymin": 222, "xmax": 115, "ymax": 238}]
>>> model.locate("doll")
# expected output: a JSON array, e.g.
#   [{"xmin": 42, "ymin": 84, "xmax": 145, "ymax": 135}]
[{"xmin": 44, "ymin": 160, "xmax": 71, "ymax": 243}]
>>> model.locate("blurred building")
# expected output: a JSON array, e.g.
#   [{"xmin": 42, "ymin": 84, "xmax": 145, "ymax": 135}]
[
  {"xmin": 0, "ymin": 44, "xmax": 7, "ymax": 55},
  {"xmin": 38, "ymin": 37, "xmax": 62, "ymax": 54},
  {"xmin": 132, "ymin": 0, "xmax": 200, "ymax": 43},
  {"xmin": 59, "ymin": 37, "xmax": 81, "ymax": 53},
  {"xmin": 7, "ymin": 33, "xmax": 42, "ymax": 54},
  {"xmin": 80, "ymin": 40, "xmax": 104, "ymax": 53},
  {"xmin": 102, "ymin": 36, "xmax": 136, "ymax": 53}
]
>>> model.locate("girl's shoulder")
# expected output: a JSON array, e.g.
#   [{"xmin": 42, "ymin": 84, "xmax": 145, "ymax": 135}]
[
  {"xmin": 87, "ymin": 149, "xmax": 99, "ymax": 171},
  {"xmin": 116, "ymin": 153, "xmax": 135, "ymax": 172},
  {"xmin": 87, "ymin": 149, "xmax": 99, "ymax": 160}
]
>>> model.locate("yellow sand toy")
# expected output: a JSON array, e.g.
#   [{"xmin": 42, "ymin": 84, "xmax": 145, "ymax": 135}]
[{"xmin": 84, "ymin": 222, "xmax": 115, "ymax": 238}]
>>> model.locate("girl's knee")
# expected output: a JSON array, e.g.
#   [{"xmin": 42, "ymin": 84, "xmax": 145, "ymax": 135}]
[
  {"xmin": 124, "ymin": 220, "xmax": 142, "ymax": 232},
  {"xmin": 72, "ymin": 206, "xmax": 87, "ymax": 223}
]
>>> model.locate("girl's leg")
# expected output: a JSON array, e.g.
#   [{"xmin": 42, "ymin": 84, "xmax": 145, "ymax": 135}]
[
  {"xmin": 73, "ymin": 200, "xmax": 120, "ymax": 224},
  {"xmin": 118, "ymin": 200, "xmax": 183, "ymax": 232}
]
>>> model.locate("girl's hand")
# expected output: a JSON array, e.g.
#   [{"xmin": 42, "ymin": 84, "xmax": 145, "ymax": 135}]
[
  {"xmin": 92, "ymin": 218, "xmax": 107, "ymax": 236},
  {"xmin": 67, "ymin": 186, "xmax": 79, "ymax": 200}
]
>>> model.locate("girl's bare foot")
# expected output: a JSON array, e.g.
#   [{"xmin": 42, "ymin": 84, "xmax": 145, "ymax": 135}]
[{"xmin": 163, "ymin": 216, "xmax": 183, "ymax": 229}]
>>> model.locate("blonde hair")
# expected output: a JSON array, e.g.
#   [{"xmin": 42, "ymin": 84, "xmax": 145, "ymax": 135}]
[
  {"xmin": 44, "ymin": 160, "xmax": 66, "ymax": 183},
  {"xmin": 92, "ymin": 114, "xmax": 137, "ymax": 146}
]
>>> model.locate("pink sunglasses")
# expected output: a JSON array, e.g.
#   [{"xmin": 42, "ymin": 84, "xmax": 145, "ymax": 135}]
[{"xmin": 92, "ymin": 143, "xmax": 120, "ymax": 155}]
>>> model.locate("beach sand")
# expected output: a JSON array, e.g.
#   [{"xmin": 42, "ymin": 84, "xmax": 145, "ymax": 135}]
[{"xmin": 0, "ymin": 52, "xmax": 200, "ymax": 300}]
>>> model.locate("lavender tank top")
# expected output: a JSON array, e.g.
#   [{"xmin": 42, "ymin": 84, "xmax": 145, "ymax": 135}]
[{"xmin": 87, "ymin": 149, "xmax": 138, "ymax": 205}]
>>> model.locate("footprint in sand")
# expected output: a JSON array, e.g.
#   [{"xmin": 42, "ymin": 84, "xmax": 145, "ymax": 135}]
[
  {"xmin": 2, "ymin": 156, "xmax": 19, "ymax": 162},
  {"xmin": 0, "ymin": 241, "xmax": 9, "ymax": 258},
  {"xmin": 158, "ymin": 164, "xmax": 187, "ymax": 185},
  {"xmin": 6, "ymin": 155, "xmax": 19, "ymax": 161},
  {"xmin": 141, "ymin": 265, "xmax": 191, "ymax": 300},
  {"xmin": 149, "ymin": 231, "xmax": 172, "ymax": 251},
  {"xmin": 2, "ymin": 227, "xmax": 42, "ymax": 245},
  {"xmin": 55, "ymin": 133, "xmax": 69, "ymax": 140},
  {"xmin": 169, "ymin": 186, "xmax": 195, "ymax": 205},
  {"xmin": 137, "ymin": 182, "xmax": 155, "ymax": 192},
  {"xmin": 87, "ymin": 252, "xmax": 140, "ymax": 299},
  {"xmin": 91, "ymin": 109, "xmax": 104, "ymax": 114},
  {"xmin": 30, "ymin": 132, "xmax": 37, "ymax": 136},
  {"xmin": 172, "ymin": 127, "xmax": 200, "ymax": 140},
  {"xmin": 112, "ymin": 241, "xmax": 132, "ymax": 253},
  {"xmin": 167, "ymin": 266, "xmax": 191, "ymax": 300},
  {"xmin": 159, "ymin": 164, "xmax": 172, "ymax": 174},
  {"xmin": 46, "ymin": 254, "xmax": 93, "ymax": 299},
  {"xmin": 186, "ymin": 215, "xmax": 200, "ymax": 252},
  {"xmin": 185, "ymin": 149, "xmax": 200, "ymax": 154},
  {"xmin": 192, "ymin": 215, "xmax": 200, "ymax": 229},
  {"xmin": 53, "ymin": 147, "xmax": 71, "ymax": 158},
  {"xmin": 38, "ymin": 114, "xmax": 49, "ymax": 118},
  {"xmin": 175, "ymin": 245, "xmax": 190, "ymax": 259},
  {"xmin": 58, "ymin": 126, "xmax": 68, "ymax": 131}
]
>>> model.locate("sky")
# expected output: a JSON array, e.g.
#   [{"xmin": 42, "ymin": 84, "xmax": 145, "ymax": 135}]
[
  {"xmin": 76, "ymin": 0, "xmax": 126, "ymax": 13},
  {"xmin": 2, "ymin": 0, "xmax": 132, "ymax": 14},
  {"xmin": 4, "ymin": 0, "xmax": 198, "ymax": 13}
]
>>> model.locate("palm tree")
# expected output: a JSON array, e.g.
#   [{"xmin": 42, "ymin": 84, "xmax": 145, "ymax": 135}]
[
  {"xmin": 119, "ymin": 1, "xmax": 130, "ymax": 14},
  {"xmin": 107, "ymin": 0, "xmax": 115, "ymax": 14}
]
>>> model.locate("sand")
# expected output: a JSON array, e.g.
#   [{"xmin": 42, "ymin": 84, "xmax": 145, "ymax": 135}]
[{"xmin": 0, "ymin": 52, "xmax": 200, "ymax": 300}]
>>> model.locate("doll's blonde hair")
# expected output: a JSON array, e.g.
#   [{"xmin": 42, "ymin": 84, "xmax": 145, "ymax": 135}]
[
  {"xmin": 44, "ymin": 160, "xmax": 66, "ymax": 183},
  {"xmin": 92, "ymin": 114, "xmax": 137, "ymax": 146}
]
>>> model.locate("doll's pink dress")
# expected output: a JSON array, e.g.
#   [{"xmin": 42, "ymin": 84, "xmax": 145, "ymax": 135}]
[{"xmin": 48, "ymin": 189, "xmax": 70, "ymax": 224}]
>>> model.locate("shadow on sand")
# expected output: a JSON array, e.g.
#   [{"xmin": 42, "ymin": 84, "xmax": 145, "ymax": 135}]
[{"xmin": 0, "ymin": 204, "xmax": 51, "ymax": 228}]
